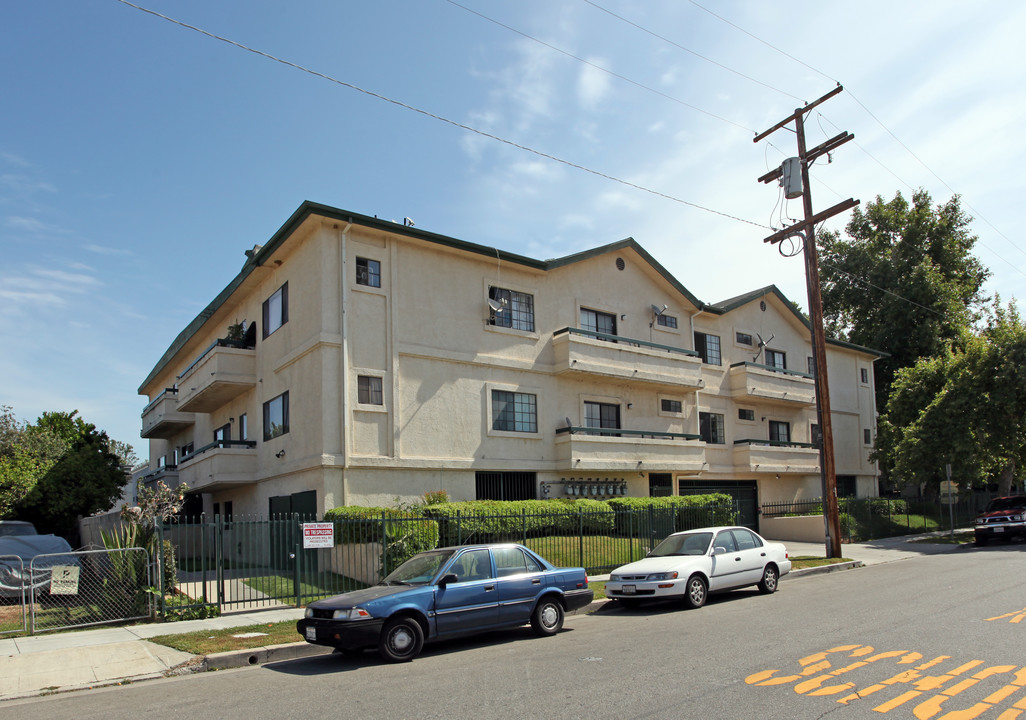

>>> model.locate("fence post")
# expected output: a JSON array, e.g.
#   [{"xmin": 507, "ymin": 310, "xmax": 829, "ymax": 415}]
[
  {"xmin": 294, "ymin": 515, "xmax": 303, "ymax": 607},
  {"xmin": 156, "ymin": 519, "xmax": 166, "ymax": 619},
  {"xmin": 522, "ymin": 509, "xmax": 527, "ymax": 545},
  {"xmin": 381, "ymin": 511, "xmax": 388, "ymax": 579},
  {"xmin": 578, "ymin": 507, "xmax": 584, "ymax": 570},
  {"xmin": 456, "ymin": 510, "xmax": 462, "ymax": 546},
  {"xmin": 648, "ymin": 505, "xmax": 655, "ymax": 553}
]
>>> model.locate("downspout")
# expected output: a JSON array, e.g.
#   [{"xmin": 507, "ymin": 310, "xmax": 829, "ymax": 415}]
[
  {"xmin": 689, "ymin": 309, "xmax": 707, "ymax": 438},
  {"xmin": 339, "ymin": 221, "xmax": 352, "ymax": 505}
]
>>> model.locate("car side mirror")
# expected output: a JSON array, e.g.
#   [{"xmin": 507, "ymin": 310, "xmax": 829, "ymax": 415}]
[
  {"xmin": 712, "ymin": 546, "xmax": 728, "ymax": 556},
  {"xmin": 438, "ymin": 573, "xmax": 458, "ymax": 587}
]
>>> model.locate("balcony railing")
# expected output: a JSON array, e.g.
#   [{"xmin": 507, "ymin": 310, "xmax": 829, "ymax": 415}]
[
  {"xmin": 732, "ymin": 438, "xmax": 820, "ymax": 474},
  {"xmin": 552, "ymin": 327, "xmax": 704, "ymax": 390},
  {"xmin": 177, "ymin": 339, "xmax": 257, "ymax": 413},
  {"xmin": 140, "ymin": 387, "xmax": 196, "ymax": 439},
  {"xmin": 178, "ymin": 439, "xmax": 258, "ymax": 492},
  {"xmin": 555, "ymin": 425, "xmax": 705, "ymax": 472},
  {"xmin": 728, "ymin": 361, "xmax": 816, "ymax": 406}
]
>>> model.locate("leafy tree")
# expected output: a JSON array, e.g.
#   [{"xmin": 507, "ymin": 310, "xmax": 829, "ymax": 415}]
[{"xmin": 819, "ymin": 190, "xmax": 990, "ymax": 408}]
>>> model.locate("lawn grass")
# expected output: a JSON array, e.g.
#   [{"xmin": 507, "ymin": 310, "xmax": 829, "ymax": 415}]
[
  {"xmin": 148, "ymin": 620, "xmax": 303, "ymax": 655},
  {"xmin": 522, "ymin": 535, "xmax": 651, "ymax": 573},
  {"xmin": 789, "ymin": 555, "xmax": 853, "ymax": 569}
]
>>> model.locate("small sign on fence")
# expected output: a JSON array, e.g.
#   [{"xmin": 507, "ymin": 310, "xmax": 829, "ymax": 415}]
[
  {"xmin": 49, "ymin": 565, "xmax": 80, "ymax": 595},
  {"xmin": 302, "ymin": 522, "xmax": 334, "ymax": 549}
]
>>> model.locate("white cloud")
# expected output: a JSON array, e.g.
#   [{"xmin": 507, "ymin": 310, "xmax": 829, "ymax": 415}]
[{"xmin": 577, "ymin": 59, "xmax": 611, "ymax": 109}]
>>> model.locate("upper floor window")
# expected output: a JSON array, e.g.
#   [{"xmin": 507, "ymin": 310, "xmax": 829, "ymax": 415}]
[
  {"xmin": 736, "ymin": 332, "xmax": 753, "ymax": 346},
  {"xmin": 739, "ymin": 408, "xmax": 755, "ymax": 422},
  {"xmin": 238, "ymin": 413, "xmax": 248, "ymax": 441},
  {"xmin": 584, "ymin": 401, "xmax": 620, "ymax": 434},
  {"xmin": 489, "ymin": 287, "xmax": 535, "ymax": 331},
  {"xmin": 214, "ymin": 424, "xmax": 230, "ymax": 444},
  {"xmin": 764, "ymin": 349, "xmax": 786, "ymax": 370},
  {"xmin": 356, "ymin": 257, "xmax": 381, "ymax": 288},
  {"xmin": 580, "ymin": 308, "xmax": 617, "ymax": 338},
  {"xmin": 661, "ymin": 398, "xmax": 682, "ymax": 414},
  {"xmin": 357, "ymin": 376, "xmax": 383, "ymax": 405},
  {"xmin": 860, "ymin": 367, "xmax": 870, "ymax": 384},
  {"xmin": 656, "ymin": 314, "xmax": 678, "ymax": 329},
  {"xmin": 262, "ymin": 282, "xmax": 288, "ymax": 338},
  {"xmin": 699, "ymin": 412, "xmax": 725, "ymax": 444},
  {"xmin": 491, "ymin": 390, "xmax": 538, "ymax": 433},
  {"xmin": 694, "ymin": 332, "xmax": 721, "ymax": 365},
  {"xmin": 769, "ymin": 420, "xmax": 790, "ymax": 444},
  {"xmin": 811, "ymin": 423, "xmax": 822, "ymax": 448},
  {"xmin": 808, "ymin": 356, "xmax": 816, "ymax": 376},
  {"xmin": 263, "ymin": 391, "xmax": 290, "ymax": 441}
]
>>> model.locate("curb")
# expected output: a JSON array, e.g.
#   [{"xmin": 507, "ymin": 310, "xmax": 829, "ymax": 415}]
[
  {"xmin": 785, "ymin": 560, "xmax": 864, "ymax": 578},
  {"xmin": 200, "ymin": 641, "xmax": 330, "ymax": 671}
]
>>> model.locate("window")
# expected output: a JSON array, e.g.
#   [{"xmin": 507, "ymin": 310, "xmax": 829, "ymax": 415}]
[
  {"xmin": 238, "ymin": 413, "xmax": 248, "ymax": 441},
  {"xmin": 769, "ymin": 420, "xmax": 790, "ymax": 444},
  {"xmin": 713, "ymin": 530, "xmax": 738, "ymax": 553},
  {"xmin": 262, "ymin": 282, "xmax": 288, "ymax": 338},
  {"xmin": 661, "ymin": 398, "xmax": 683, "ymax": 414},
  {"xmin": 811, "ymin": 423, "xmax": 822, "ymax": 448},
  {"xmin": 263, "ymin": 391, "xmax": 290, "ymax": 441},
  {"xmin": 451, "ymin": 548, "xmax": 493, "ymax": 583},
  {"xmin": 864, "ymin": 428, "xmax": 872, "ymax": 445},
  {"xmin": 358, "ymin": 376, "xmax": 384, "ymax": 405},
  {"xmin": 491, "ymin": 390, "xmax": 538, "ymax": 433},
  {"xmin": 736, "ymin": 332, "xmax": 753, "ymax": 346},
  {"xmin": 356, "ymin": 257, "xmax": 381, "ymax": 288},
  {"xmin": 584, "ymin": 401, "xmax": 620, "ymax": 434},
  {"xmin": 657, "ymin": 314, "xmax": 678, "ymax": 329},
  {"xmin": 488, "ymin": 287, "xmax": 535, "ymax": 331},
  {"xmin": 694, "ymin": 332, "xmax": 721, "ymax": 365},
  {"xmin": 808, "ymin": 356, "xmax": 816, "ymax": 376},
  {"xmin": 860, "ymin": 367, "xmax": 869, "ymax": 384},
  {"xmin": 699, "ymin": 412, "xmax": 725, "ymax": 444},
  {"xmin": 836, "ymin": 475, "xmax": 857, "ymax": 498},
  {"xmin": 580, "ymin": 308, "xmax": 617, "ymax": 337},
  {"xmin": 475, "ymin": 471, "xmax": 536, "ymax": 501},
  {"xmin": 738, "ymin": 408, "xmax": 755, "ymax": 422},
  {"xmin": 764, "ymin": 349, "xmax": 786, "ymax": 370},
  {"xmin": 494, "ymin": 547, "xmax": 543, "ymax": 577},
  {"xmin": 731, "ymin": 528, "xmax": 762, "ymax": 551},
  {"xmin": 214, "ymin": 424, "xmax": 230, "ymax": 444}
]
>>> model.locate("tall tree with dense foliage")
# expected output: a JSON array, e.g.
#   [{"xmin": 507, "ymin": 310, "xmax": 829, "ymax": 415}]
[{"xmin": 819, "ymin": 190, "xmax": 990, "ymax": 409}]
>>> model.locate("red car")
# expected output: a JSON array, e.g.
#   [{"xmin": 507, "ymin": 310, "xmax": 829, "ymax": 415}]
[{"xmin": 974, "ymin": 496, "xmax": 1026, "ymax": 545}]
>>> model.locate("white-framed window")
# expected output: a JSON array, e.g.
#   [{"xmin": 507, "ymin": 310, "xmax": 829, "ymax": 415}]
[
  {"xmin": 263, "ymin": 392, "xmax": 289, "ymax": 441},
  {"xmin": 357, "ymin": 376, "xmax": 384, "ymax": 405},
  {"xmin": 491, "ymin": 390, "xmax": 538, "ymax": 433},
  {"xmin": 764, "ymin": 349, "xmax": 786, "ymax": 370},
  {"xmin": 262, "ymin": 282, "xmax": 288, "ymax": 338},
  {"xmin": 356, "ymin": 257, "xmax": 381, "ymax": 288},
  {"xmin": 864, "ymin": 428, "xmax": 873, "ymax": 446},
  {"xmin": 488, "ymin": 286, "xmax": 535, "ymax": 331}
]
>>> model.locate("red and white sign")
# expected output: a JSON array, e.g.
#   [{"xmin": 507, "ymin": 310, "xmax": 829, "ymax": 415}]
[{"xmin": 302, "ymin": 522, "xmax": 334, "ymax": 549}]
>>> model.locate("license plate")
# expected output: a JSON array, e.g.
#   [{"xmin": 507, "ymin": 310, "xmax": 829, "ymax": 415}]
[
  {"xmin": 305, "ymin": 627, "xmax": 317, "ymax": 640},
  {"xmin": 994, "ymin": 527, "xmax": 1005, "ymax": 533},
  {"xmin": 622, "ymin": 584, "xmax": 636, "ymax": 595}
]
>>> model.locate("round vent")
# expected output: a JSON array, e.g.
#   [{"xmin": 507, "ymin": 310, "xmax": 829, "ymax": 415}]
[{"xmin": 615, "ymin": 257, "xmax": 626, "ymax": 271}]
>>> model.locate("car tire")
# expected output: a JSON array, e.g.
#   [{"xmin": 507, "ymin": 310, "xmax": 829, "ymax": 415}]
[
  {"xmin": 682, "ymin": 575, "xmax": 707, "ymax": 609},
  {"xmin": 530, "ymin": 597, "xmax": 565, "ymax": 636},
  {"xmin": 378, "ymin": 617, "xmax": 424, "ymax": 663},
  {"xmin": 757, "ymin": 564, "xmax": 779, "ymax": 594}
]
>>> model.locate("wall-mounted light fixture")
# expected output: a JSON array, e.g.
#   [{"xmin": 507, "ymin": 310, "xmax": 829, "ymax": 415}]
[{"xmin": 275, "ymin": 450, "xmax": 286, "ymax": 459}]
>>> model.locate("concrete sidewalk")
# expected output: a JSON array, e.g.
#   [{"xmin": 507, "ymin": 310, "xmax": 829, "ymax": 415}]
[{"xmin": 0, "ymin": 532, "xmax": 971, "ymax": 701}]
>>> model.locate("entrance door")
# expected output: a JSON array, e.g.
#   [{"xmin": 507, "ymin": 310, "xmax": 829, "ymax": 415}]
[{"xmin": 269, "ymin": 490, "xmax": 318, "ymax": 572}]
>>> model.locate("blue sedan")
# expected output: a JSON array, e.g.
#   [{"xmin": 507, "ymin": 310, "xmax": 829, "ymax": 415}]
[{"xmin": 297, "ymin": 543, "xmax": 593, "ymax": 662}]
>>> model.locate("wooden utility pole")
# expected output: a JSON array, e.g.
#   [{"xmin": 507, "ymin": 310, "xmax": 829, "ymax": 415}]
[{"xmin": 754, "ymin": 85, "xmax": 858, "ymax": 559}]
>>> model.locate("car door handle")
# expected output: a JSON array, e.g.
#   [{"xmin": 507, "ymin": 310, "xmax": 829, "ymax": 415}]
[
  {"xmin": 485, "ymin": 585, "xmax": 495, "ymax": 591},
  {"xmin": 532, "ymin": 578, "xmax": 541, "ymax": 585},
  {"xmin": 734, "ymin": 557, "xmax": 741, "ymax": 562}
]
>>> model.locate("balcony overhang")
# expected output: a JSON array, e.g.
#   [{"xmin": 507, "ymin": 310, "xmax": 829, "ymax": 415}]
[
  {"xmin": 728, "ymin": 362, "xmax": 815, "ymax": 406},
  {"xmin": 177, "ymin": 343, "xmax": 257, "ymax": 413},
  {"xmin": 140, "ymin": 389, "xmax": 196, "ymax": 439},
  {"xmin": 552, "ymin": 328, "xmax": 704, "ymax": 390},
  {"xmin": 555, "ymin": 427, "xmax": 705, "ymax": 472},
  {"xmin": 177, "ymin": 441, "xmax": 257, "ymax": 492},
  {"xmin": 732, "ymin": 440, "xmax": 820, "ymax": 474}
]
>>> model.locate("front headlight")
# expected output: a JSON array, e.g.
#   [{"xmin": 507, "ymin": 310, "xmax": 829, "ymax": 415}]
[
  {"xmin": 647, "ymin": 572, "xmax": 679, "ymax": 581},
  {"xmin": 332, "ymin": 607, "xmax": 373, "ymax": 620},
  {"xmin": 305, "ymin": 607, "xmax": 315, "ymax": 619}
]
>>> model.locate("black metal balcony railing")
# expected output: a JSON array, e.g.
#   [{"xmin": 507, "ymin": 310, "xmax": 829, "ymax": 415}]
[
  {"xmin": 177, "ymin": 338, "xmax": 250, "ymax": 381},
  {"xmin": 553, "ymin": 327, "xmax": 700, "ymax": 358},
  {"xmin": 141, "ymin": 387, "xmax": 179, "ymax": 416},
  {"xmin": 733, "ymin": 438, "xmax": 819, "ymax": 449},
  {"xmin": 179, "ymin": 439, "xmax": 257, "ymax": 463},
  {"xmin": 557, "ymin": 426, "xmax": 701, "ymax": 441},
  {"xmin": 729, "ymin": 361, "xmax": 814, "ymax": 380}
]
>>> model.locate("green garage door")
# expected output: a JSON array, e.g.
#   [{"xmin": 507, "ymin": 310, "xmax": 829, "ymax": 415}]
[{"xmin": 678, "ymin": 479, "xmax": 758, "ymax": 530}]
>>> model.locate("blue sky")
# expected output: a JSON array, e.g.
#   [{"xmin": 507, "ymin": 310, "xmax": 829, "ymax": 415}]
[{"xmin": 2, "ymin": 1, "xmax": 1025, "ymax": 460}]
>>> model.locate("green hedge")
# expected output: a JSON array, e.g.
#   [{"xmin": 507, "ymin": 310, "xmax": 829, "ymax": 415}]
[
  {"xmin": 323, "ymin": 506, "xmax": 439, "ymax": 573},
  {"xmin": 606, "ymin": 494, "xmax": 737, "ymax": 535},
  {"xmin": 423, "ymin": 499, "xmax": 615, "ymax": 545}
]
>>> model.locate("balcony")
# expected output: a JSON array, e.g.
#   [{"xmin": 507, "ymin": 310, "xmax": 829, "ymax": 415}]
[
  {"xmin": 177, "ymin": 440, "xmax": 257, "ymax": 492},
  {"xmin": 552, "ymin": 328, "xmax": 705, "ymax": 390},
  {"xmin": 728, "ymin": 362, "xmax": 816, "ymax": 406},
  {"xmin": 140, "ymin": 388, "xmax": 196, "ymax": 439},
  {"xmin": 177, "ymin": 340, "xmax": 257, "ymax": 413},
  {"xmin": 140, "ymin": 464, "xmax": 179, "ymax": 489},
  {"xmin": 555, "ymin": 426, "xmax": 705, "ymax": 472},
  {"xmin": 732, "ymin": 439, "xmax": 820, "ymax": 474}
]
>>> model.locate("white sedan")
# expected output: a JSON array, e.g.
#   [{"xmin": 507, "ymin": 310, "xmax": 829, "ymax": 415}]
[{"xmin": 605, "ymin": 526, "xmax": 791, "ymax": 609}]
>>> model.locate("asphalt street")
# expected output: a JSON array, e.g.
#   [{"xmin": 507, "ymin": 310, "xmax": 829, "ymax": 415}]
[{"xmin": 3, "ymin": 542, "xmax": 1024, "ymax": 720}]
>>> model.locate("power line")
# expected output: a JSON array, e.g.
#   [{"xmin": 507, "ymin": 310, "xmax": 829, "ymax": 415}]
[{"xmin": 114, "ymin": 0, "xmax": 769, "ymax": 231}]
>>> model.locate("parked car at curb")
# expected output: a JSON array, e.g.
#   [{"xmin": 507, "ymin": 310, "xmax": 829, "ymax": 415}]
[
  {"xmin": 974, "ymin": 496, "xmax": 1026, "ymax": 545},
  {"xmin": 605, "ymin": 526, "xmax": 791, "ymax": 609},
  {"xmin": 297, "ymin": 543, "xmax": 593, "ymax": 662}
]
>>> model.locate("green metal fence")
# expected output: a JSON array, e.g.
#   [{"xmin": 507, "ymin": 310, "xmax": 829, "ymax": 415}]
[{"xmin": 155, "ymin": 502, "xmax": 738, "ymax": 615}]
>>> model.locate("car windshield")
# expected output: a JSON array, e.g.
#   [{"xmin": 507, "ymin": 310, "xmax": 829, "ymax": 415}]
[
  {"xmin": 381, "ymin": 549, "xmax": 456, "ymax": 585},
  {"xmin": 649, "ymin": 532, "xmax": 713, "ymax": 557},
  {"xmin": 986, "ymin": 497, "xmax": 1026, "ymax": 512}
]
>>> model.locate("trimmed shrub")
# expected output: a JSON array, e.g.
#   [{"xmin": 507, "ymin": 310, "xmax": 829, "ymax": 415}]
[
  {"xmin": 423, "ymin": 499, "xmax": 615, "ymax": 545},
  {"xmin": 324, "ymin": 506, "xmax": 439, "ymax": 572},
  {"xmin": 606, "ymin": 494, "xmax": 737, "ymax": 536}
]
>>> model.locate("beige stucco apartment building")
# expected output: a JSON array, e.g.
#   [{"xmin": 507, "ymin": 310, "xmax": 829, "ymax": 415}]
[{"xmin": 138, "ymin": 201, "xmax": 881, "ymax": 528}]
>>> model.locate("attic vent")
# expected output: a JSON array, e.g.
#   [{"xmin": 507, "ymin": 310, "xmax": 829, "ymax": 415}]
[{"xmin": 615, "ymin": 257, "xmax": 626, "ymax": 271}]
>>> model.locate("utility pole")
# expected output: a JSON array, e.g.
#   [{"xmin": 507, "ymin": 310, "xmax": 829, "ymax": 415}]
[{"xmin": 754, "ymin": 85, "xmax": 858, "ymax": 559}]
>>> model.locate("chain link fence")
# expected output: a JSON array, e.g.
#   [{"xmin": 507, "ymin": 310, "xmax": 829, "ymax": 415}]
[{"xmin": 0, "ymin": 555, "xmax": 28, "ymax": 635}]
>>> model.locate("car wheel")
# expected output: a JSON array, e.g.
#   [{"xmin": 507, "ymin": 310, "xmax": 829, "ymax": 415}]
[
  {"xmin": 530, "ymin": 597, "xmax": 565, "ymax": 636},
  {"xmin": 378, "ymin": 617, "xmax": 424, "ymax": 663},
  {"xmin": 758, "ymin": 565, "xmax": 779, "ymax": 594},
  {"xmin": 682, "ymin": 575, "xmax": 707, "ymax": 609}
]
